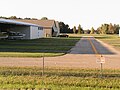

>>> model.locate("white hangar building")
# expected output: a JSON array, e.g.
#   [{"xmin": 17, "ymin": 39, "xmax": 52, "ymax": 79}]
[{"xmin": 0, "ymin": 19, "xmax": 44, "ymax": 39}]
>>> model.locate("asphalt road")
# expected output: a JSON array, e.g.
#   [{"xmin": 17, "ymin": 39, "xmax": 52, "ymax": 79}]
[{"xmin": 70, "ymin": 36, "xmax": 115, "ymax": 55}]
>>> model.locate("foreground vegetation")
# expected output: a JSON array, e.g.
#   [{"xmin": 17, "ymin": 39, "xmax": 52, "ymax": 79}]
[
  {"xmin": 0, "ymin": 37, "xmax": 80, "ymax": 57},
  {"xmin": 0, "ymin": 67, "xmax": 119, "ymax": 90}
]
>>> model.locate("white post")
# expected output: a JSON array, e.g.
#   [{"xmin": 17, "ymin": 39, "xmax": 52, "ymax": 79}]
[{"xmin": 100, "ymin": 63, "xmax": 103, "ymax": 78}]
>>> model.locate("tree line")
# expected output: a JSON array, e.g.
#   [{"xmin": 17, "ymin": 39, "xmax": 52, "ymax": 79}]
[
  {"xmin": 0, "ymin": 16, "xmax": 40, "ymax": 20},
  {"xmin": 59, "ymin": 23, "xmax": 120, "ymax": 34},
  {"xmin": 96, "ymin": 23, "xmax": 119, "ymax": 34},
  {"xmin": 0, "ymin": 16, "xmax": 119, "ymax": 34}
]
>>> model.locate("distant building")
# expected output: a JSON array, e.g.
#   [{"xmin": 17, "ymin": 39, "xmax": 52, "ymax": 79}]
[
  {"xmin": 15, "ymin": 19, "xmax": 60, "ymax": 37},
  {"xmin": 0, "ymin": 19, "xmax": 44, "ymax": 39}
]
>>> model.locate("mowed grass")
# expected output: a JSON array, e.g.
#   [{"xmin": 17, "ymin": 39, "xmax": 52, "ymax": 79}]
[
  {"xmin": 0, "ymin": 67, "xmax": 119, "ymax": 90},
  {"xmin": 0, "ymin": 37, "xmax": 80, "ymax": 57}
]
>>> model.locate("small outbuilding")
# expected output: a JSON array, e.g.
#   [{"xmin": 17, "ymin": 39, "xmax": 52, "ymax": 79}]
[{"xmin": 0, "ymin": 19, "xmax": 44, "ymax": 39}]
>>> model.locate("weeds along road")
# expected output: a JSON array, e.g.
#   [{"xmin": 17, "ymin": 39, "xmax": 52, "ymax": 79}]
[{"xmin": 0, "ymin": 36, "xmax": 120, "ymax": 69}]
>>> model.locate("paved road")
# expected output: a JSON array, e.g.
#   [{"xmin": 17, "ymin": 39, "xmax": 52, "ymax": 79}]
[{"xmin": 70, "ymin": 36, "xmax": 115, "ymax": 55}]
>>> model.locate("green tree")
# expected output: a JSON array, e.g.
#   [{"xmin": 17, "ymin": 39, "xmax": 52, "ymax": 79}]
[
  {"xmin": 96, "ymin": 27, "xmax": 101, "ymax": 34},
  {"xmin": 41, "ymin": 17, "xmax": 48, "ymax": 20},
  {"xmin": 24, "ymin": 17, "xmax": 31, "ymax": 20},
  {"xmin": 9, "ymin": 16, "xmax": 17, "ymax": 19},
  {"xmin": 101, "ymin": 24, "xmax": 109, "ymax": 34},
  {"xmin": 78, "ymin": 24, "xmax": 82, "ymax": 34},
  {"xmin": 73, "ymin": 26, "xmax": 76, "ymax": 34},
  {"xmin": 114, "ymin": 24, "xmax": 120, "ymax": 34},
  {"xmin": 85, "ymin": 29, "xmax": 91, "ymax": 34},
  {"xmin": 90, "ymin": 27, "xmax": 95, "ymax": 34},
  {"xmin": 108, "ymin": 23, "xmax": 114, "ymax": 34},
  {"xmin": 97, "ymin": 23, "xmax": 120, "ymax": 34},
  {"xmin": 59, "ymin": 22, "xmax": 70, "ymax": 33},
  {"xmin": 0, "ymin": 16, "xmax": 8, "ymax": 19}
]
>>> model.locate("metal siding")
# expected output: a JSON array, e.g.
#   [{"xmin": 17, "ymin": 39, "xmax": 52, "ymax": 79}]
[{"xmin": 30, "ymin": 26, "xmax": 44, "ymax": 39}]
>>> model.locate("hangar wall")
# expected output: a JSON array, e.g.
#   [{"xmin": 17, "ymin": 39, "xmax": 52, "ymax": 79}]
[{"xmin": 30, "ymin": 26, "xmax": 44, "ymax": 39}]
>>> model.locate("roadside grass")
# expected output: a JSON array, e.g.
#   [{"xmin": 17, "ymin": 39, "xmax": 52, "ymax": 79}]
[
  {"xmin": 94, "ymin": 34, "xmax": 120, "ymax": 50},
  {"xmin": 69, "ymin": 34, "xmax": 120, "ymax": 50},
  {"xmin": 0, "ymin": 67, "xmax": 119, "ymax": 90},
  {"xmin": 0, "ymin": 52, "xmax": 64, "ymax": 57},
  {"xmin": 0, "ymin": 37, "xmax": 80, "ymax": 57}
]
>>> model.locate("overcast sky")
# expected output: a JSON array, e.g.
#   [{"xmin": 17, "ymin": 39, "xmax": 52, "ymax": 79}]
[{"xmin": 0, "ymin": 0, "xmax": 120, "ymax": 29}]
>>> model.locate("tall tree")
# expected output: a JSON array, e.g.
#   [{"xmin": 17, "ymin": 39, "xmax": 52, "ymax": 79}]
[
  {"xmin": 90, "ymin": 27, "xmax": 95, "ymax": 34},
  {"xmin": 59, "ymin": 22, "xmax": 70, "ymax": 33},
  {"xmin": 73, "ymin": 26, "xmax": 76, "ymax": 34},
  {"xmin": 78, "ymin": 24, "xmax": 82, "ymax": 34},
  {"xmin": 114, "ymin": 24, "xmax": 120, "ymax": 34},
  {"xmin": 96, "ymin": 27, "xmax": 101, "ymax": 34},
  {"xmin": 101, "ymin": 24, "xmax": 109, "ymax": 34},
  {"xmin": 108, "ymin": 23, "xmax": 114, "ymax": 34}
]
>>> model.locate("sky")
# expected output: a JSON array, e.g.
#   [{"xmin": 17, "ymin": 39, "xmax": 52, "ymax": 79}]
[{"xmin": 0, "ymin": 0, "xmax": 120, "ymax": 29}]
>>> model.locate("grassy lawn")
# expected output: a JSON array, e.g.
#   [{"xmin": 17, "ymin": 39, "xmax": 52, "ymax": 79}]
[
  {"xmin": 0, "ymin": 67, "xmax": 119, "ymax": 90},
  {"xmin": 0, "ymin": 37, "xmax": 80, "ymax": 57}
]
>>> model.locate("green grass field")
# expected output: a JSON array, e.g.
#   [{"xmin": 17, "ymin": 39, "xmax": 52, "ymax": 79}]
[
  {"xmin": 0, "ymin": 37, "xmax": 80, "ymax": 57},
  {"xmin": 0, "ymin": 67, "xmax": 119, "ymax": 90}
]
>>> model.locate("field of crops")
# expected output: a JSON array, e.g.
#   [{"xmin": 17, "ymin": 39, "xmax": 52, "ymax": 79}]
[
  {"xmin": 0, "ymin": 67, "xmax": 119, "ymax": 90},
  {"xmin": 0, "ymin": 37, "xmax": 80, "ymax": 57}
]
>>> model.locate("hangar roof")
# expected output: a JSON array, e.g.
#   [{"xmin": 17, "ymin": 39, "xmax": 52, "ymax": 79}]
[
  {"xmin": 14, "ymin": 19, "xmax": 55, "ymax": 28},
  {"xmin": 0, "ymin": 19, "xmax": 42, "ymax": 27}
]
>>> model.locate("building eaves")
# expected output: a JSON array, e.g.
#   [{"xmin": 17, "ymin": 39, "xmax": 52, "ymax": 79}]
[{"xmin": 0, "ymin": 19, "xmax": 42, "ymax": 27}]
